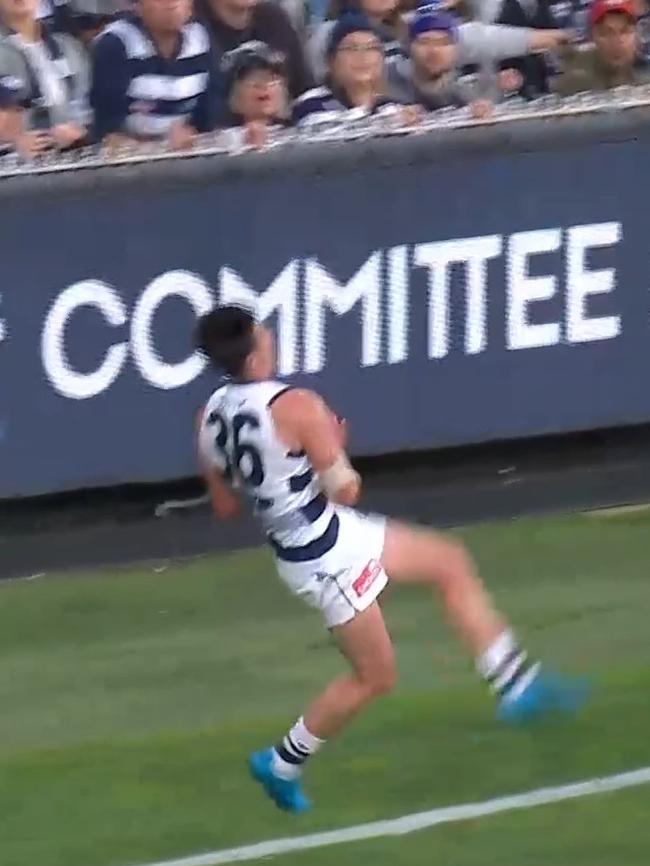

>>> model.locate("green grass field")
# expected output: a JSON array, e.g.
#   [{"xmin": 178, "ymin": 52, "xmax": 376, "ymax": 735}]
[{"xmin": 1, "ymin": 511, "xmax": 650, "ymax": 866}]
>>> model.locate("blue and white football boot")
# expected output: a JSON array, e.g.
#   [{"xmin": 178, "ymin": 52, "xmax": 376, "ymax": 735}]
[
  {"xmin": 249, "ymin": 748, "xmax": 311, "ymax": 813},
  {"xmin": 497, "ymin": 665, "xmax": 589, "ymax": 724}
]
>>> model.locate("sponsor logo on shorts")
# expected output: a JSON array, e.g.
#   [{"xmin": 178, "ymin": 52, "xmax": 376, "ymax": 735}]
[{"xmin": 353, "ymin": 559, "xmax": 382, "ymax": 597}]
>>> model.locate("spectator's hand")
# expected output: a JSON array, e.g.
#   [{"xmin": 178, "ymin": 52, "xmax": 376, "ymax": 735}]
[
  {"xmin": 399, "ymin": 104, "xmax": 423, "ymax": 126},
  {"xmin": 51, "ymin": 123, "xmax": 86, "ymax": 149},
  {"xmin": 530, "ymin": 29, "xmax": 574, "ymax": 53},
  {"xmin": 0, "ymin": 108, "xmax": 21, "ymax": 146},
  {"xmin": 470, "ymin": 100, "xmax": 494, "ymax": 121},
  {"xmin": 103, "ymin": 133, "xmax": 139, "ymax": 156},
  {"xmin": 498, "ymin": 68, "xmax": 524, "ymax": 95},
  {"xmin": 168, "ymin": 121, "xmax": 196, "ymax": 151},
  {"xmin": 16, "ymin": 130, "xmax": 53, "ymax": 158},
  {"xmin": 244, "ymin": 121, "xmax": 269, "ymax": 149}
]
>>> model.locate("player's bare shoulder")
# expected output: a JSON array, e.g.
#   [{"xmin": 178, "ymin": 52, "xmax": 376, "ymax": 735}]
[
  {"xmin": 268, "ymin": 388, "xmax": 318, "ymax": 455},
  {"xmin": 271, "ymin": 387, "xmax": 323, "ymax": 411},
  {"xmin": 270, "ymin": 388, "xmax": 333, "ymax": 429}
]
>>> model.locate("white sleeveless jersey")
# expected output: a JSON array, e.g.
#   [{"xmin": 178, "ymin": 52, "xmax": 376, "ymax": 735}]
[{"xmin": 198, "ymin": 380, "xmax": 337, "ymax": 557}]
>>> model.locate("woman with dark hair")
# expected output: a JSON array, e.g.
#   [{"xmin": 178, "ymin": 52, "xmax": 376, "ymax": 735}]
[
  {"xmin": 294, "ymin": 13, "xmax": 418, "ymax": 123},
  {"xmin": 0, "ymin": 0, "xmax": 89, "ymax": 156},
  {"xmin": 309, "ymin": 0, "xmax": 408, "ymax": 81}
]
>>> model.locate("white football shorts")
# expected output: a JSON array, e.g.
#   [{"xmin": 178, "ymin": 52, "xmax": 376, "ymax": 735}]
[{"xmin": 273, "ymin": 506, "xmax": 388, "ymax": 628}]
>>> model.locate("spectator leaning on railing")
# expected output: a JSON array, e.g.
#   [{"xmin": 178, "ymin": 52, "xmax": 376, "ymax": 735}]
[
  {"xmin": 387, "ymin": 9, "xmax": 525, "ymax": 113},
  {"xmin": 0, "ymin": 0, "xmax": 90, "ymax": 156},
  {"xmin": 309, "ymin": 0, "xmax": 409, "ymax": 75},
  {"xmin": 553, "ymin": 0, "xmax": 650, "ymax": 93},
  {"xmin": 90, "ymin": 0, "xmax": 219, "ymax": 150},
  {"xmin": 388, "ymin": 7, "xmax": 571, "ymax": 106},
  {"xmin": 219, "ymin": 39, "xmax": 290, "ymax": 145},
  {"xmin": 293, "ymin": 13, "xmax": 419, "ymax": 124},
  {"xmin": 196, "ymin": 0, "xmax": 312, "ymax": 97}
]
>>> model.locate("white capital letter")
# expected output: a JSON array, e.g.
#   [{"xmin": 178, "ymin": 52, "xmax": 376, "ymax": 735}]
[
  {"xmin": 42, "ymin": 280, "xmax": 127, "ymax": 399},
  {"xmin": 304, "ymin": 254, "xmax": 381, "ymax": 373},
  {"xmin": 415, "ymin": 236, "xmax": 501, "ymax": 358},
  {"xmin": 507, "ymin": 229, "xmax": 561, "ymax": 350},
  {"xmin": 387, "ymin": 245, "xmax": 409, "ymax": 364},
  {"xmin": 566, "ymin": 222, "xmax": 621, "ymax": 343},
  {"xmin": 131, "ymin": 271, "xmax": 213, "ymax": 390}
]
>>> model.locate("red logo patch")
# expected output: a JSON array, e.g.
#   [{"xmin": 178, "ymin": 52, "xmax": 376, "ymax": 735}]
[{"xmin": 353, "ymin": 560, "xmax": 382, "ymax": 597}]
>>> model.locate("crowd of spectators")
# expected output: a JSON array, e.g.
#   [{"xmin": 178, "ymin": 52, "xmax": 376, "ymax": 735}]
[{"xmin": 1, "ymin": 0, "xmax": 649, "ymax": 158}]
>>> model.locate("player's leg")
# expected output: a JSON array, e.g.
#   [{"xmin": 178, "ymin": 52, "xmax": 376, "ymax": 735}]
[
  {"xmin": 250, "ymin": 602, "xmax": 395, "ymax": 812},
  {"xmin": 381, "ymin": 520, "xmax": 587, "ymax": 720},
  {"xmin": 382, "ymin": 521, "xmax": 505, "ymax": 655},
  {"xmin": 303, "ymin": 601, "xmax": 396, "ymax": 738}
]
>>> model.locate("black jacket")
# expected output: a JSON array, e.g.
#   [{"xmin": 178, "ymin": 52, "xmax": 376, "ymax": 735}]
[{"xmin": 496, "ymin": 0, "xmax": 556, "ymax": 98}]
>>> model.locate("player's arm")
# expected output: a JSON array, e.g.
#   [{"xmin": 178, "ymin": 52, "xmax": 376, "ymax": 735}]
[
  {"xmin": 196, "ymin": 407, "xmax": 241, "ymax": 520},
  {"xmin": 272, "ymin": 390, "xmax": 361, "ymax": 506}
]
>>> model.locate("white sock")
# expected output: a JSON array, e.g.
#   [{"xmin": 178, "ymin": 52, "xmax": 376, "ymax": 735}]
[
  {"xmin": 272, "ymin": 717, "xmax": 325, "ymax": 780},
  {"xmin": 476, "ymin": 630, "xmax": 539, "ymax": 699}
]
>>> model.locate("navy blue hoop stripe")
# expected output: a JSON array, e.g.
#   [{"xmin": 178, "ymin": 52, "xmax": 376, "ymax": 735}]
[
  {"xmin": 269, "ymin": 514, "xmax": 339, "ymax": 563},
  {"xmin": 300, "ymin": 492, "xmax": 328, "ymax": 523},
  {"xmin": 289, "ymin": 469, "xmax": 313, "ymax": 492}
]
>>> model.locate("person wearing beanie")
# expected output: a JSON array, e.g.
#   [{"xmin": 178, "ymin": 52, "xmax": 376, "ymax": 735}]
[
  {"xmin": 386, "ymin": 8, "xmax": 503, "ymax": 112},
  {"xmin": 393, "ymin": 9, "xmax": 473, "ymax": 109},
  {"xmin": 309, "ymin": 0, "xmax": 409, "ymax": 77},
  {"xmin": 221, "ymin": 40, "xmax": 289, "ymax": 123},
  {"xmin": 293, "ymin": 12, "xmax": 418, "ymax": 123},
  {"xmin": 219, "ymin": 40, "xmax": 291, "ymax": 147},
  {"xmin": 553, "ymin": 0, "xmax": 650, "ymax": 94}
]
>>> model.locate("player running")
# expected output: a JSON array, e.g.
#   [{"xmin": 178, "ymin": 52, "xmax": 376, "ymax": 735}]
[{"xmin": 195, "ymin": 305, "xmax": 586, "ymax": 814}]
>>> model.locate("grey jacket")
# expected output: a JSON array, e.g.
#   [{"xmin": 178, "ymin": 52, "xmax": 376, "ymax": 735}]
[
  {"xmin": 308, "ymin": 19, "xmax": 532, "ymax": 84},
  {"xmin": 0, "ymin": 25, "xmax": 89, "ymax": 128},
  {"xmin": 387, "ymin": 55, "xmax": 504, "ymax": 110}
]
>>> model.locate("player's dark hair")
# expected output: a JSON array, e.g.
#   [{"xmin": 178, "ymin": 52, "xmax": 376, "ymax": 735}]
[{"xmin": 195, "ymin": 306, "xmax": 256, "ymax": 377}]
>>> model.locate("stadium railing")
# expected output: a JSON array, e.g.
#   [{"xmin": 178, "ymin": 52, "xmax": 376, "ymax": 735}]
[{"xmin": 3, "ymin": 85, "xmax": 650, "ymax": 177}]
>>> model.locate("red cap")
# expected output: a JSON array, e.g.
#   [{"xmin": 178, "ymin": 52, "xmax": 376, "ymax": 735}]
[{"xmin": 590, "ymin": 0, "xmax": 636, "ymax": 26}]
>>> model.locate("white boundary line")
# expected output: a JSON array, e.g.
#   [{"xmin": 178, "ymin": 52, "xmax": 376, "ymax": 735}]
[{"xmin": 136, "ymin": 766, "xmax": 650, "ymax": 866}]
